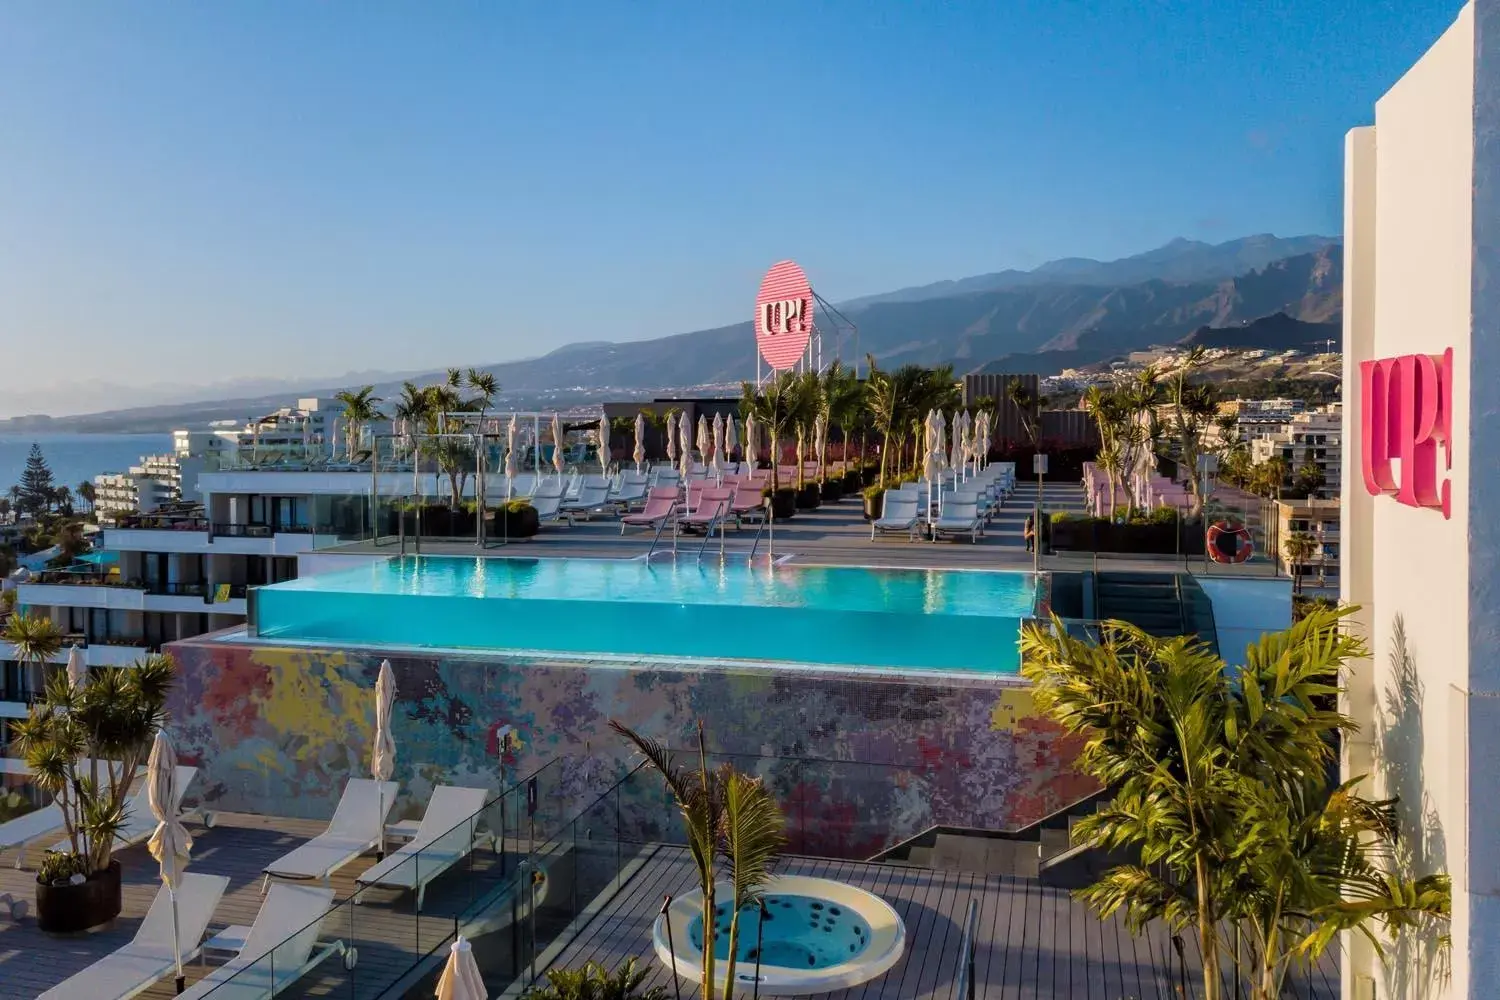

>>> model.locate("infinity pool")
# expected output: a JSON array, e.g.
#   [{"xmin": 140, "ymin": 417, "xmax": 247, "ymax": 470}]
[{"xmin": 249, "ymin": 556, "xmax": 1036, "ymax": 673}]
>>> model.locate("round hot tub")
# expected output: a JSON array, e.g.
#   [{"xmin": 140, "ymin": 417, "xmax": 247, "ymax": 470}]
[{"xmin": 654, "ymin": 876, "xmax": 905, "ymax": 996}]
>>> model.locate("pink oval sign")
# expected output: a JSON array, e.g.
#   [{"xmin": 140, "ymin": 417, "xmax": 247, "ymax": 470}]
[{"xmin": 754, "ymin": 260, "xmax": 814, "ymax": 372}]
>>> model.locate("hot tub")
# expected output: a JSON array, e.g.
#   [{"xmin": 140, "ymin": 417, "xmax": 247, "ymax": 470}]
[{"xmin": 654, "ymin": 876, "xmax": 905, "ymax": 996}]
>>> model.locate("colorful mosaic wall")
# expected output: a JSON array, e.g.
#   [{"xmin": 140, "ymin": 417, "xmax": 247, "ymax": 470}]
[{"xmin": 164, "ymin": 639, "xmax": 1096, "ymax": 858}]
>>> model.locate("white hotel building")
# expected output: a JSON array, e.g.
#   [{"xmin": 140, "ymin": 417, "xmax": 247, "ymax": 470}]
[
  {"xmin": 0, "ymin": 397, "xmax": 400, "ymax": 734},
  {"xmin": 1342, "ymin": 3, "xmax": 1500, "ymax": 997}
]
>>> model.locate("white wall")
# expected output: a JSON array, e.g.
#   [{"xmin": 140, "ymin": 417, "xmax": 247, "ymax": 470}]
[{"xmin": 1344, "ymin": 6, "xmax": 1475, "ymax": 997}]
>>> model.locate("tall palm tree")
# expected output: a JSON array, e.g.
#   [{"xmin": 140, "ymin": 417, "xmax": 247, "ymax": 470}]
[
  {"xmin": 464, "ymin": 369, "xmax": 500, "ymax": 518},
  {"xmin": 740, "ymin": 372, "xmax": 811, "ymax": 493},
  {"xmin": 333, "ymin": 386, "xmax": 382, "ymax": 462},
  {"xmin": 1284, "ymin": 531, "xmax": 1317, "ymax": 594},
  {"xmin": 3, "ymin": 611, "xmax": 63, "ymax": 700},
  {"xmin": 75, "ymin": 481, "xmax": 96, "ymax": 516},
  {"xmin": 1006, "ymin": 377, "xmax": 1042, "ymax": 447},
  {"xmin": 611, "ymin": 721, "xmax": 785, "ymax": 1000},
  {"xmin": 1020, "ymin": 608, "xmax": 1449, "ymax": 1000},
  {"xmin": 822, "ymin": 361, "xmax": 863, "ymax": 471}
]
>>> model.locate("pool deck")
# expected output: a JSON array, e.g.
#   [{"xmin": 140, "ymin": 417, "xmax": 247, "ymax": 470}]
[
  {"xmin": 526, "ymin": 844, "xmax": 1340, "ymax": 1000},
  {"xmin": 0, "ymin": 810, "xmax": 516, "ymax": 1000}
]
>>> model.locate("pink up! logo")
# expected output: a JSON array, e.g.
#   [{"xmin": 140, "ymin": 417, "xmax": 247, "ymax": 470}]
[{"xmin": 1360, "ymin": 348, "xmax": 1454, "ymax": 519}]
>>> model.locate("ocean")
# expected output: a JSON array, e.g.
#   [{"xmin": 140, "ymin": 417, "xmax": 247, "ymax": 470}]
[{"xmin": 0, "ymin": 433, "xmax": 175, "ymax": 496}]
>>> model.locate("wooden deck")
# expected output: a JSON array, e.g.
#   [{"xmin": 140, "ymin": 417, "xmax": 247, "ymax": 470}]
[
  {"xmin": 527, "ymin": 845, "xmax": 1340, "ymax": 1000},
  {"xmin": 0, "ymin": 811, "xmax": 522, "ymax": 1000}
]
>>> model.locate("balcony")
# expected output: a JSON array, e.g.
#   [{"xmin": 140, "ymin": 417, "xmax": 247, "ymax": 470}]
[{"xmin": 141, "ymin": 581, "xmax": 248, "ymax": 615}]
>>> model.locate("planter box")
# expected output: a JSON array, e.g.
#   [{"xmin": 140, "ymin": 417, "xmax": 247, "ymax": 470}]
[
  {"xmin": 863, "ymin": 493, "xmax": 884, "ymax": 521},
  {"xmin": 770, "ymin": 490, "xmax": 798, "ymax": 521},
  {"xmin": 796, "ymin": 484, "xmax": 821, "ymax": 510},
  {"xmin": 37, "ymin": 859, "xmax": 121, "ymax": 934},
  {"xmin": 499, "ymin": 506, "xmax": 540, "ymax": 539},
  {"xmin": 1050, "ymin": 519, "xmax": 1199, "ymax": 554}
]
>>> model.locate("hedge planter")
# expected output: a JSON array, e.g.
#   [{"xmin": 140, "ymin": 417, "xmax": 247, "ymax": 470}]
[
  {"xmin": 821, "ymin": 480, "xmax": 845, "ymax": 503},
  {"xmin": 500, "ymin": 505, "xmax": 540, "ymax": 539},
  {"xmin": 770, "ymin": 489, "xmax": 798, "ymax": 521},
  {"xmin": 796, "ymin": 484, "xmax": 822, "ymax": 510},
  {"xmin": 37, "ymin": 860, "xmax": 121, "ymax": 934},
  {"xmin": 863, "ymin": 492, "xmax": 884, "ymax": 521}
]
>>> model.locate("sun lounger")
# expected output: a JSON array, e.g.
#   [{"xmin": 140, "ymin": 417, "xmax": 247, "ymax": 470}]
[
  {"xmin": 178, "ymin": 884, "xmax": 345, "ymax": 1000},
  {"xmin": 932, "ymin": 496, "xmax": 984, "ymax": 543},
  {"xmin": 44, "ymin": 765, "xmax": 201, "ymax": 859},
  {"xmin": 561, "ymin": 482, "xmax": 614, "ymax": 520},
  {"xmin": 871, "ymin": 492, "xmax": 922, "ymax": 541},
  {"xmin": 621, "ymin": 488, "xmax": 679, "ymax": 535},
  {"xmin": 355, "ymin": 785, "xmax": 489, "ymax": 910},
  {"xmin": 39, "ymin": 873, "xmax": 230, "ymax": 1000},
  {"xmin": 530, "ymin": 493, "xmax": 575, "ymax": 527},
  {"xmin": 680, "ymin": 488, "xmax": 732, "ymax": 535},
  {"xmin": 262, "ymin": 778, "xmax": 398, "ymax": 892},
  {"xmin": 730, "ymin": 485, "xmax": 768, "ymax": 526},
  {"xmin": 609, "ymin": 477, "xmax": 648, "ymax": 511}
]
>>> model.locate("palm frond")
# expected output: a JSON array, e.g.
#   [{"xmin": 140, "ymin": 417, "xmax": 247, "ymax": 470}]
[{"xmin": 722, "ymin": 771, "xmax": 786, "ymax": 909}]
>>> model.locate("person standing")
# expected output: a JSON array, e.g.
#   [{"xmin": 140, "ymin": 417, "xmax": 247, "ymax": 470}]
[{"xmin": 1024, "ymin": 512, "xmax": 1036, "ymax": 552}]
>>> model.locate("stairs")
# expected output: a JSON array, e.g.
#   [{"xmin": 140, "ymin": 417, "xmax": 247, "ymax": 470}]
[{"xmin": 1093, "ymin": 571, "xmax": 1221, "ymax": 656}]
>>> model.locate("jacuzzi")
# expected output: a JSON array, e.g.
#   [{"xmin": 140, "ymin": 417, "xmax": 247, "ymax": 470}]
[{"xmin": 654, "ymin": 876, "xmax": 906, "ymax": 996}]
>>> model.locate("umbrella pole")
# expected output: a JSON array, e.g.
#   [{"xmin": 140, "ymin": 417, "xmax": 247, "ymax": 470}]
[
  {"xmin": 377, "ymin": 786, "xmax": 385, "ymax": 861},
  {"xmin": 172, "ymin": 886, "xmax": 184, "ymax": 994}
]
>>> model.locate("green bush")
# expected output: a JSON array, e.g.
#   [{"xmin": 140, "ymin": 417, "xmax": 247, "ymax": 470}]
[
  {"xmin": 523, "ymin": 958, "xmax": 668, "ymax": 999},
  {"xmin": 38, "ymin": 850, "xmax": 90, "ymax": 886}
]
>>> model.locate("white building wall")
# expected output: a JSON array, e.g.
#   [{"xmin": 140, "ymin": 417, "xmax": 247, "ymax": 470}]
[{"xmin": 1343, "ymin": 6, "xmax": 1476, "ymax": 997}]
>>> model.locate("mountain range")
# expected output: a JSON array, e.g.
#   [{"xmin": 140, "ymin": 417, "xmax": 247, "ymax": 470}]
[{"xmin": 0, "ymin": 234, "xmax": 1343, "ymax": 433}]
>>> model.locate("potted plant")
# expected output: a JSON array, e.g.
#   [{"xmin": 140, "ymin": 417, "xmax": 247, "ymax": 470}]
[
  {"xmin": 12, "ymin": 654, "xmax": 175, "ymax": 933},
  {"xmin": 523, "ymin": 958, "xmax": 668, "ymax": 999},
  {"xmin": 862, "ymin": 483, "xmax": 886, "ymax": 521},
  {"xmin": 795, "ymin": 482, "xmax": 821, "ymax": 510},
  {"xmin": 500, "ymin": 499, "xmax": 541, "ymax": 539},
  {"xmin": 768, "ymin": 487, "xmax": 797, "ymax": 521},
  {"xmin": 611, "ymin": 721, "xmax": 785, "ymax": 1000}
]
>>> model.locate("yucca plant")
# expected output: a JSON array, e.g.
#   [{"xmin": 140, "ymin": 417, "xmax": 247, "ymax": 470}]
[
  {"xmin": 10, "ymin": 654, "xmax": 175, "ymax": 876},
  {"xmin": 1020, "ymin": 606, "xmax": 1449, "ymax": 1000},
  {"xmin": 611, "ymin": 720, "xmax": 785, "ymax": 1000},
  {"xmin": 2, "ymin": 611, "xmax": 62, "ymax": 700}
]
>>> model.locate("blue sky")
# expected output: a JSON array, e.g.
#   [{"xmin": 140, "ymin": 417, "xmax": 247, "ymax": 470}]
[{"xmin": 0, "ymin": 1, "xmax": 1467, "ymax": 413}]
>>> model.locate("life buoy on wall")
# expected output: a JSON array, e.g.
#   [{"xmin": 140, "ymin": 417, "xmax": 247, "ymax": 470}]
[{"xmin": 1205, "ymin": 520, "xmax": 1253, "ymax": 564}]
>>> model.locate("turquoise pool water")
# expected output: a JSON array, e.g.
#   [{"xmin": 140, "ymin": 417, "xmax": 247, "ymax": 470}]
[
  {"xmin": 249, "ymin": 556, "xmax": 1036, "ymax": 673},
  {"xmin": 691, "ymin": 894, "xmax": 871, "ymax": 968}
]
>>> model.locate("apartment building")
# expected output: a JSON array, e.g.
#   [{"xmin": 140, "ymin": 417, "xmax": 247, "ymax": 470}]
[
  {"xmin": 1248, "ymin": 404, "xmax": 1342, "ymax": 497},
  {"xmin": 1270, "ymin": 498, "xmax": 1340, "ymax": 589}
]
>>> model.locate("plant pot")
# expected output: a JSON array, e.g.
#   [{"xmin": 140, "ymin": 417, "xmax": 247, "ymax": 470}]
[
  {"xmin": 770, "ymin": 489, "xmax": 798, "ymax": 521},
  {"xmin": 501, "ymin": 505, "xmax": 540, "ymax": 539},
  {"xmin": 36, "ymin": 859, "xmax": 121, "ymax": 934},
  {"xmin": 796, "ymin": 484, "xmax": 821, "ymax": 510},
  {"xmin": 821, "ymin": 480, "xmax": 844, "ymax": 503},
  {"xmin": 863, "ymin": 493, "xmax": 884, "ymax": 521}
]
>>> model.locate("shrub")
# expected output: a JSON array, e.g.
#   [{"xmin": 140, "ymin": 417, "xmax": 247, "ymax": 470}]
[
  {"xmin": 524, "ymin": 958, "xmax": 668, "ymax": 999},
  {"xmin": 38, "ymin": 850, "xmax": 89, "ymax": 886}
]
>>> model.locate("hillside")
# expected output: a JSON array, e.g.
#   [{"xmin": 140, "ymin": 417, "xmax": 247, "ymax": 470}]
[{"xmin": 0, "ymin": 234, "xmax": 1343, "ymax": 432}]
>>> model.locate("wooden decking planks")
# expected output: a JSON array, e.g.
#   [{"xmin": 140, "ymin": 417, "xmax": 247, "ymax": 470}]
[{"xmin": 532, "ymin": 847, "xmax": 1341, "ymax": 1000}]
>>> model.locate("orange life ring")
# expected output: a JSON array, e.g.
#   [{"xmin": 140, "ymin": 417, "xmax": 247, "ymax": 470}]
[{"xmin": 1205, "ymin": 520, "xmax": 1253, "ymax": 564}]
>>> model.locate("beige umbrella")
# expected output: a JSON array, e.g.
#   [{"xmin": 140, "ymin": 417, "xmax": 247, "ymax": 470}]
[
  {"xmin": 551, "ymin": 413, "xmax": 566, "ymax": 481},
  {"xmin": 923, "ymin": 411, "xmax": 943, "ymax": 519},
  {"xmin": 696, "ymin": 414, "xmax": 710, "ymax": 466},
  {"xmin": 814, "ymin": 413, "xmax": 828, "ymax": 476},
  {"xmin": 726, "ymin": 415, "xmax": 739, "ymax": 467},
  {"xmin": 665, "ymin": 412, "xmax": 678, "ymax": 466},
  {"xmin": 712, "ymin": 413, "xmax": 726, "ymax": 478},
  {"xmin": 505, "ymin": 416, "xmax": 519, "ymax": 499},
  {"xmin": 146, "ymin": 732, "xmax": 193, "ymax": 993},
  {"xmin": 373, "ymin": 660, "xmax": 396, "ymax": 859},
  {"xmin": 633, "ymin": 413, "xmax": 646, "ymax": 473},
  {"xmin": 435, "ymin": 935, "xmax": 486, "ymax": 1000},
  {"xmin": 597, "ymin": 414, "xmax": 610, "ymax": 474},
  {"xmin": 66, "ymin": 645, "xmax": 86, "ymax": 690},
  {"xmin": 950, "ymin": 411, "xmax": 963, "ymax": 479},
  {"xmin": 679, "ymin": 412, "xmax": 693, "ymax": 481},
  {"xmin": 743, "ymin": 414, "xmax": 757, "ymax": 469}
]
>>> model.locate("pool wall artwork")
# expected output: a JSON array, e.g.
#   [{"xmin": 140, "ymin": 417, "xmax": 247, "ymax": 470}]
[{"xmin": 162, "ymin": 637, "xmax": 1098, "ymax": 859}]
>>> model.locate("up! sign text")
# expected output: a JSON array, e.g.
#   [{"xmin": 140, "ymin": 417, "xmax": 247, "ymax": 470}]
[
  {"xmin": 758, "ymin": 297, "xmax": 807, "ymax": 337},
  {"xmin": 1360, "ymin": 348, "xmax": 1454, "ymax": 519}
]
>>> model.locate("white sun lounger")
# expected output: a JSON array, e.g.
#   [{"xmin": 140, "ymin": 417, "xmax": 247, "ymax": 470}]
[
  {"xmin": 261, "ymin": 778, "xmax": 397, "ymax": 892},
  {"xmin": 871, "ymin": 492, "xmax": 922, "ymax": 541},
  {"xmin": 45, "ymin": 765, "xmax": 201, "ymax": 859},
  {"xmin": 39, "ymin": 873, "xmax": 230, "ymax": 1000},
  {"xmin": 355, "ymin": 784, "xmax": 489, "ymax": 910},
  {"xmin": 178, "ymin": 884, "xmax": 345, "ymax": 1000},
  {"xmin": 932, "ymin": 497, "xmax": 984, "ymax": 543}
]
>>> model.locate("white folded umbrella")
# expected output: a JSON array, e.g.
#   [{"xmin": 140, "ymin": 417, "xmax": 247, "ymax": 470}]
[
  {"xmin": 373, "ymin": 660, "xmax": 397, "ymax": 858},
  {"xmin": 146, "ymin": 732, "xmax": 193, "ymax": 992},
  {"xmin": 436, "ymin": 935, "xmax": 486, "ymax": 1000}
]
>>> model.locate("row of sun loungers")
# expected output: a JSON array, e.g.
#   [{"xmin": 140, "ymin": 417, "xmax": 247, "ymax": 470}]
[
  {"xmin": 37, "ymin": 778, "xmax": 492, "ymax": 1000},
  {"xmin": 871, "ymin": 467, "xmax": 1016, "ymax": 543}
]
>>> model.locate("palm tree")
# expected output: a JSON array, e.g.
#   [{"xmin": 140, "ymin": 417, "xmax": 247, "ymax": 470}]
[
  {"xmin": 75, "ymin": 480, "xmax": 96, "ymax": 516},
  {"xmin": 52, "ymin": 485, "xmax": 73, "ymax": 517},
  {"xmin": 334, "ymin": 386, "xmax": 382, "ymax": 462},
  {"xmin": 1006, "ymin": 378, "xmax": 1042, "ymax": 447},
  {"xmin": 0, "ymin": 497, "xmax": 10, "ymax": 524},
  {"xmin": 740, "ymin": 372, "xmax": 812, "ymax": 493},
  {"xmin": 1284, "ymin": 531, "xmax": 1318, "ymax": 594},
  {"xmin": 464, "ymin": 369, "xmax": 500, "ymax": 519},
  {"xmin": 823, "ymin": 361, "xmax": 863, "ymax": 470},
  {"xmin": 1020, "ymin": 608, "xmax": 1449, "ymax": 1000},
  {"xmin": 611, "ymin": 721, "xmax": 785, "ymax": 1000},
  {"xmin": 2, "ymin": 611, "xmax": 62, "ymax": 701}
]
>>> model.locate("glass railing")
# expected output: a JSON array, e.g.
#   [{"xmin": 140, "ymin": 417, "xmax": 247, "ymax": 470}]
[{"xmin": 190, "ymin": 755, "xmax": 645, "ymax": 1000}]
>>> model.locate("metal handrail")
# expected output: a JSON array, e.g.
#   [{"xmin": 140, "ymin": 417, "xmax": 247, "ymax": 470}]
[
  {"xmin": 747, "ymin": 502, "xmax": 771, "ymax": 564},
  {"xmin": 644, "ymin": 503, "xmax": 678, "ymax": 561},
  {"xmin": 952, "ymin": 898, "xmax": 979, "ymax": 999}
]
